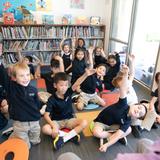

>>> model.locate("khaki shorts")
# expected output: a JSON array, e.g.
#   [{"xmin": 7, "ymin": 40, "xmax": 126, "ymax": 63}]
[
  {"xmin": 53, "ymin": 118, "xmax": 77, "ymax": 129},
  {"xmin": 94, "ymin": 121, "xmax": 120, "ymax": 132},
  {"xmin": 78, "ymin": 92, "xmax": 103, "ymax": 106}
]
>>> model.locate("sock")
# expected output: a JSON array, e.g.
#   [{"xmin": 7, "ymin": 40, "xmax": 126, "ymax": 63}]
[
  {"xmin": 58, "ymin": 130, "xmax": 66, "ymax": 137},
  {"xmin": 63, "ymin": 129, "xmax": 77, "ymax": 143}
]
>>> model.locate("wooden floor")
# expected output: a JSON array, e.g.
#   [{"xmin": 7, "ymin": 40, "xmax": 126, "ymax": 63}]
[{"xmin": 1, "ymin": 81, "xmax": 160, "ymax": 160}]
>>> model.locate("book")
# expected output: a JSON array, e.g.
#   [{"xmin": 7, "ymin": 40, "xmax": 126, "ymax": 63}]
[
  {"xmin": 62, "ymin": 14, "xmax": 72, "ymax": 25},
  {"xmin": 75, "ymin": 16, "xmax": 88, "ymax": 25},
  {"xmin": 3, "ymin": 13, "xmax": 14, "ymax": 25},
  {"xmin": 42, "ymin": 15, "xmax": 54, "ymax": 24},
  {"xmin": 90, "ymin": 16, "xmax": 101, "ymax": 25}
]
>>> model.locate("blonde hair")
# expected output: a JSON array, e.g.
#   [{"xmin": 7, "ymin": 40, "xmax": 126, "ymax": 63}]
[
  {"xmin": 12, "ymin": 62, "xmax": 30, "ymax": 78},
  {"xmin": 112, "ymin": 71, "xmax": 124, "ymax": 88}
]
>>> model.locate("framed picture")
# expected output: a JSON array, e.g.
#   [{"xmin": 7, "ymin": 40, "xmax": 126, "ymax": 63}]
[{"xmin": 90, "ymin": 16, "xmax": 101, "ymax": 25}]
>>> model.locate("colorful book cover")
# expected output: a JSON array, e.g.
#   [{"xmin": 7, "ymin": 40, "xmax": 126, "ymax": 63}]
[
  {"xmin": 90, "ymin": 16, "xmax": 101, "ymax": 25},
  {"xmin": 62, "ymin": 14, "xmax": 72, "ymax": 25},
  {"xmin": 75, "ymin": 16, "xmax": 88, "ymax": 25},
  {"xmin": 42, "ymin": 15, "xmax": 54, "ymax": 24},
  {"xmin": 3, "ymin": 12, "xmax": 14, "ymax": 24}
]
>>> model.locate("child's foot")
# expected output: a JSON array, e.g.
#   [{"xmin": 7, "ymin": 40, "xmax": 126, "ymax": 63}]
[
  {"xmin": 70, "ymin": 134, "xmax": 80, "ymax": 145},
  {"xmin": 53, "ymin": 136, "xmax": 64, "ymax": 150},
  {"xmin": 118, "ymin": 136, "xmax": 127, "ymax": 146}
]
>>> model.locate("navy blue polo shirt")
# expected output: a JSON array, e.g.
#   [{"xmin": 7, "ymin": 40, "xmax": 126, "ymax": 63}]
[
  {"xmin": 46, "ymin": 88, "xmax": 74, "ymax": 120},
  {"xmin": 94, "ymin": 97, "xmax": 131, "ymax": 132},
  {"xmin": 151, "ymin": 88, "xmax": 159, "ymax": 111},
  {"xmin": 81, "ymin": 74, "xmax": 103, "ymax": 94},
  {"xmin": 41, "ymin": 72, "xmax": 55, "ymax": 94}
]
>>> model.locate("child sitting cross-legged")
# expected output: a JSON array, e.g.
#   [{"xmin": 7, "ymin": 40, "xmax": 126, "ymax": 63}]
[{"xmin": 42, "ymin": 72, "xmax": 90, "ymax": 150}]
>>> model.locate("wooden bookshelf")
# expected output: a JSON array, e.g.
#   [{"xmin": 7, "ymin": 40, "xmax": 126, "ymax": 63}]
[{"xmin": 0, "ymin": 24, "xmax": 106, "ymax": 65}]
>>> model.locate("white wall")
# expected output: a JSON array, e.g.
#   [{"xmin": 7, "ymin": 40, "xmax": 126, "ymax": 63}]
[{"xmin": 32, "ymin": 0, "xmax": 108, "ymax": 24}]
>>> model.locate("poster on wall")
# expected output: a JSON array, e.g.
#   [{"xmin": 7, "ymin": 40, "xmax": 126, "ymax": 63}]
[
  {"xmin": 70, "ymin": 0, "xmax": 85, "ymax": 9},
  {"xmin": 36, "ymin": 0, "xmax": 53, "ymax": 11},
  {"xmin": 0, "ymin": 0, "xmax": 36, "ymax": 21}
]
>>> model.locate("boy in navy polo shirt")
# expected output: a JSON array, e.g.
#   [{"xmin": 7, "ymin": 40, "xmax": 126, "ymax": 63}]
[
  {"xmin": 0, "ymin": 61, "xmax": 42, "ymax": 149},
  {"xmin": 92, "ymin": 65, "xmax": 147, "ymax": 152},
  {"xmin": 42, "ymin": 72, "xmax": 91, "ymax": 150}
]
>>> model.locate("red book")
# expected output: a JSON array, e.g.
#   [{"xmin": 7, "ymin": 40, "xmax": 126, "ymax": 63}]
[{"xmin": 3, "ymin": 13, "xmax": 14, "ymax": 25}]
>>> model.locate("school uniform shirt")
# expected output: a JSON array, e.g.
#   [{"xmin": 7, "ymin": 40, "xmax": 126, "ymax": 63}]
[
  {"xmin": 41, "ymin": 72, "xmax": 55, "ymax": 94},
  {"xmin": 80, "ymin": 74, "xmax": 103, "ymax": 94},
  {"xmin": 0, "ymin": 83, "xmax": 7, "ymax": 103},
  {"xmin": 28, "ymin": 64, "xmax": 35, "ymax": 76},
  {"xmin": 46, "ymin": 88, "xmax": 74, "ymax": 121},
  {"xmin": 71, "ymin": 59, "xmax": 87, "ymax": 84},
  {"xmin": 0, "ymin": 64, "xmax": 41, "ymax": 122},
  {"xmin": 151, "ymin": 88, "xmax": 159, "ymax": 113},
  {"xmin": 61, "ymin": 51, "xmax": 72, "ymax": 70},
  {"xmin": 94, "ymin": 97, "xmax": 131, "ymax": 132}
]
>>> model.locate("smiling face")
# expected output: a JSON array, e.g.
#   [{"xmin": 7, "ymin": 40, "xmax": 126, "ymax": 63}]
[
  {"xmin": 54, "ymin": 80, "xmax": 69, "ymax": 95},
  {"xmin": 129, "ymin": 103, "xmax": 147, "ymax": 119},
  {"xmin": 76, "ymin": 50, "xmax": 85, "ymax": 61},
  {"xmin": 15, "ymin": 68, "xmax": 30, "ymax": 87},
  {"xmin": 63, "ymin": 44, "xmax": 70, "ymax": 53},
  {"xmin": 96, "ymin": 65, "xmax": 106, "ymax": 77}
]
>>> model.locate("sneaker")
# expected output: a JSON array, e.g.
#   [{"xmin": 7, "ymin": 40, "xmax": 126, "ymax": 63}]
[
  {"xmin": 2, "ymin": 127, "xmax": 13, "ymax": 137},
  {"xmin": 131, "ymin": 125, "xmax": 142, "ymax": 138},
  {"xmin": 70, "ymin": 134, "xmax": 80, "ymax": 145},
  {"xmin": 152, "ymin": 123, "xmax": 158, "ymax": 129},
  {"xmin": 53, "ymin": 136, "xmax": 64, "ymax": 150},
  {"xmin": 118, "ymin": 137, "xmax": 127, "ymax": 146}
]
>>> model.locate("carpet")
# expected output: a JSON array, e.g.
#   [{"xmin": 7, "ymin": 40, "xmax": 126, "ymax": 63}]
[{"xmin": 75, "ymin": 110, "xmax": 101, "ymax": 137}]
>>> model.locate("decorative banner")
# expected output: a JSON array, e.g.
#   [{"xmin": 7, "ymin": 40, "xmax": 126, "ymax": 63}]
[
  {"xmin": 0, "ymin": 0, "xmax": 36, "ymax": 21},
  {"xmin": 70, "ymin": 0, "xmax": 84, "ymax": 9},
  {"xmin": 36, "ymin": 0, "xmax": 52, "ymax": 11}
]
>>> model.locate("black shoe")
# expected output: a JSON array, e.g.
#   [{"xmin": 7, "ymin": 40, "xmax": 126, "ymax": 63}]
[
  {"xmin": 118, "ymin": 137, "xmax": 127, "ymax": 146},
  {"xmin": 131, "ymin": 126, "xmax": 142, "ymax": 138},
  {"xmin": 152, "ymin": 123, "xmax": 158, "ymax": 129},
  {"xmin": 2, "ymin": 127, "xmax": 13, "ymax": 137},
  {"xmin": 70, "ymin": 134, "xmax": 80, "ymax": 145}
]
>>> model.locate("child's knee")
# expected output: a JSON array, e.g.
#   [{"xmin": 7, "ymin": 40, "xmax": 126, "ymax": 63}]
[
  {"xmin": 92, "ymin": 128, "xmax": 102, "ymax": 138},
  {"xmin": 80, "ymin": 119, "xmax": 88, "ymax": 128},
  {"xmin": 76, "ymin": 102, "xmax": 85, "ymax": 110}
]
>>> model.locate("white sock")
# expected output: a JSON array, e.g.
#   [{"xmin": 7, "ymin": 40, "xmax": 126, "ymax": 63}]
[
  {"xmin": 58, "ymin": 130, "xmax": 66, "ymax": 137},
  {"xmin": 63, "ymin": 129, "xmax": 77, "ymax": 143}
]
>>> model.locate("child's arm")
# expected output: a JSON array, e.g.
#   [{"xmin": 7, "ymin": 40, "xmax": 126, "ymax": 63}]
[
  {"xmin": 128, "ymin": 54, "xmax": 135, "ymax": 82},
  {"xmin": 54, "ymin": 55, "xmax": 64, "ymax": 72},
  {"xmin": 59, "ymin": 38, "xmax": 66, "ymax": 51},
  {"xmin": 34, "ymin": 63, "xmax": 42, "ymax": 79},
  {"xmin": 44, "ymin": 112, "xmax": 55, "ymax": 129},
  {"xmin": 72, "ymin": 68, "xmax": 96, "ymax": 91},
  {"xmin": 100, "ymin": 48, "xmax": 106, "ymax": 58},
  {"xmin": 88, "ymin": 46, "xmax": 94, "ymax": 69},
  {"xmin": 119, "ymin": 65, "xmax": 129, "ymax": 99},
  {"xmin": 99, "ymin": 129, "xmax": 124, "ymax": 152}
]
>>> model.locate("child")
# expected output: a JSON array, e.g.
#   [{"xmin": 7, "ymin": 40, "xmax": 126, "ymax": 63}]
[
  {"xmin": 76, "ymin": 63, "xmax": 106, "ymax": 110},
  {"xmin": 0, "ymin": 61, "xmax": 42, "ymax": 149},
  {"xmin": 93, "ymin": 47, "xmax": 106, "ymax": 68},
  {"xmin": 60, "ymin": 38, "xmax": 72, "ymax": 73},
  {"xmin": 92, "ymin": 65, "xmax": 147, "ymax": 152},
  {"xmin": 35, "ymin": 55, "xmax": 64, "ymax": 94},
  {"xmin": 103, "ymin": 52, "xmax": 121, "ymax": 91},
  {"xmin": 42, "ymin": 72, "xmax": 88, "ymax": 150},
  {"xmin": 71, "ymin": 48, "xmax": 87, "ymax": 85},
  {"xmin": 75, "ymin": 38, "xmax": 86, "ymax": 52},
  {"xmin": 0, "ymin": 81, "xmax": 8, "ymax": 130},
  {"xmin": 150, "ymin": 72, "xmax": 160, "ymax": 114}
]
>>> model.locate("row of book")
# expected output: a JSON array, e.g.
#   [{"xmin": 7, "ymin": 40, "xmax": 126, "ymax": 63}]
[
  {"xmin": 3, "ymin": 40, "xmax": 61, "ymax": 51},
  {"xmin": 3, "ymin": 51, "xmax": 57, "ymax": 65},
  {"xmin": 1, "ymin": 26, "xmax": 104, "ymax": 39},
  {"xmin": 3, "ymin": 39, "xmax": 103, "ymax": 52}
]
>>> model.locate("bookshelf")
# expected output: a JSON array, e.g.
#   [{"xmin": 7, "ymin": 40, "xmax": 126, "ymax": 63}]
[{"xmin": 0, "ymin": 24, "xmax": 106, "ymax": 65}]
